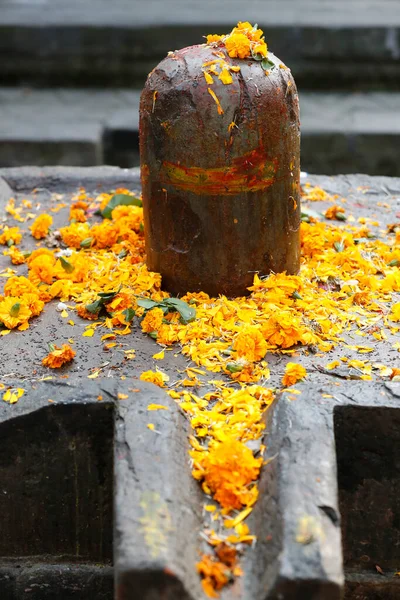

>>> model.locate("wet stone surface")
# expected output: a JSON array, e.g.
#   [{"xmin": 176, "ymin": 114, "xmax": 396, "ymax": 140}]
[{"xmin": 0, "ymin": 167, "xmax": 400, "ymax": 599}]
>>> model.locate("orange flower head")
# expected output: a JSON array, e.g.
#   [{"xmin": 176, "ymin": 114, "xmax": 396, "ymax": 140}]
[
  {"xmin": 232, "ymin": 326, "xmax": 267, "ymax": 362},
  {"xmin": 0, "ymin": 226, "xmax": 22, "ymax": 246},
  {"xmin": 4, "ymin": 276, "xmax": 37, "ymax": 297},
  {"xmin": 141, "ymin": 307, "xmax": 165, "ymax": 333},
  {"xmin": 206, "ymin": 34, "xmax": 224, "ymax": 44},
  {"xmin": 0, "ymin": 296, "xmax": 32, "ymax": 329},
  {"xmin": 282, "ymin": 362, "xmax": 307, "ymax": 387},
  {"xmin": 42, "ymin": 344, "xmax": 76, "ymax": 368},
  {"xmin": 225, "ymin": 33, "xmax": 251, "ymax": 59},
  {"xmin": 30, "ymin": 214, "xmax": 53, "ymax": 239},
  {"xmin": 198, "ymin": 439, "xmax": 262, "ymax": 510},
  {"xmin": 59, "ymin": 222, "xmax": 91, "ymax": 248}
]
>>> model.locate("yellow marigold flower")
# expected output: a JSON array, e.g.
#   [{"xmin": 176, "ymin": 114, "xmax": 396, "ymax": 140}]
[
  {"xmin": 4, "ymin": 275, "xmax": 37, "ymax": 297},
  {"xmin": 76, "ymin": 304, "xmax": 100, "ymax": 320},
  {"xmin": 206, "ymin": 34, "xmax": 224, "ymax": 44},
  {"xmin": 141, "ymin": 307, "xmax": 165, "ymax": 333},
  {"xmin": 22, "ymin": 293, "xmax": 44, "ymax": 317},
  {"xmin": 262, "ymin": 313, "xmax": 304, "ymax": 349},
  {"xmin": 30, "ymin": 214, "xmax": 53, "ymax": 239},
  {"xmin": 282, "ymin": 362, "xmax": 307, "ymax": 387},
  {"xmin": 28, "ymin": 254, "xmax": 55, "ymax": 285},
  {"xmin": 42, "ymin": 344, "xmax": 76, "ymax": 368},
  {"xmin": 390, "ymin": 302, "xmax": 400, "ymax": 322},
  {"xmin": 91, "ymin": 222, "xmax": 119, "ymax": 249},
  {"xmin": 5, "ymin": 245, "xmax": 27, "ymax": 265},
  {"xmin": 0, "ymin": 296, "xmax": 32, "ymax": 329},
  {"xmin": 232, "ymin": 326, "xmax": 267, "ymax": 362},
  {"xmin": 236, "ymin": 21, "xmax": 253, "ymax": 32},
  {"xmin": 196, "ymin": 439, "xmax": 262, "ymax": 510},
  {"xmin": 196, "ymin": 554, "xmax": 230, "ymax": 597},
  {"xmin": 225, "ymin": 33, "xmax": 251, "ymax": 59},
  {"xmin": 59, "ymin": 222, "xmax": 91, "ymax": 248},
  {"xmin": 140, "ymin": 369, "xmax": 169, "ymax": 388},
  {"xmin": 157, "ymin": 323, "xmax": 179, "ymax": 346},
  {"xmin": 325, "ymin": 205, "xmax": 346, "ymax": 220},
  {"xmin": 252, "ymin": 40, "xmax": 268, "ymax": 58},
  {"xmin": 69, "ymin": 207, "xmax": 87, "ymax": 222},
  {"xmin": 0, "ymin": 226, "xmax": 22, "ymax": 246}
]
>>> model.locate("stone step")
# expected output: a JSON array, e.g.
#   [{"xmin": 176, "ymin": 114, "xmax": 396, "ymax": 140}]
[
  {"xmin": 1, "ymin": 87, "xmax": 400, "ymax": 175},
  {"xmin": 1, "ymin": 0, "xmax": 400, "ymax": 89}
]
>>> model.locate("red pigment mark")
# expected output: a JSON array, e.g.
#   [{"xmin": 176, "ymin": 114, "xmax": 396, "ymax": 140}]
[{"xmin": 160, "ymin": 147, "xmax": 278, "ymax": 196}]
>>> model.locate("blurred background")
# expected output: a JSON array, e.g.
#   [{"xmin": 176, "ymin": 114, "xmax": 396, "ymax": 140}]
[{"xmin": 0, "ymin": 0, "xmax": 400, "ymax": 175}]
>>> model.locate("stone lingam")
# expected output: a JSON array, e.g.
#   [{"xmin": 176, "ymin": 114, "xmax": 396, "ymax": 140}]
[{"xmin": 139, "ymin": 22, "xmax": 300, "ymax": 298}]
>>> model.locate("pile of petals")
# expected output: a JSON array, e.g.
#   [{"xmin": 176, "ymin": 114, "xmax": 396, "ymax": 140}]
[{"xmin": 1, "ymin": 185, "xmax": 400, "ymax": 596}]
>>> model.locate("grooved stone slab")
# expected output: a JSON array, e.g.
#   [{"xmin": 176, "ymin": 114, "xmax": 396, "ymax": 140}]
[{"xmin": 1, "ymin": 167, "xmax": 400, "ymax": 599}]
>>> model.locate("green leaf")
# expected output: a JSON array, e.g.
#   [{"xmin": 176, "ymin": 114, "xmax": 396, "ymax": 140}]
[
  {"xmin": 292, "ymin": 291, "xmax": 303, "ymax": 300},
  {"xmin": 226, "ymin": 361, "xmax": 243, "ymax": 373},
  {"xmin": 251, "ymin": 49, "xmax": 264, "ymax": 61},
  {"xmin": 335, "ymin": 212, "xmax": 347, "ymax": 221},
  {"xmin": 301, "ymin": 206, "xmax": 321, "ymax": 221},
  {"xmin": 139, "ymin": 222, "xmax": 144, "ymax": 233},
  {"xmin": 101, "ymin": 194, "xmax": 142, "ymax": 219},
  {"xmin": 59, "ymin": 256, "xmax": 75, "ymax": 274},
  {"xmin": 48, "ymin": 343, "xmax": 56, "ymax": 352},
  {"xmin": 149, "ymin": 331, "xmax": 158, "ymax": 339},
  {"xmin": 118, "ymin": 249, "xmax": 128, "ymax": 259},
  {"xmin": 334, "ymin": 241, "xmax": 345, "ymax": 253},
  {"xmin": 85, "ymin": 299, "xmax": 103, "ymax": 314},
  {"xmin": 10, "ymin": 302, "xmax": 20, "ymax": 317},
  {"xmin": 6, "ymin": 239, "xmax": 14, "ymax": 247},
  {"xmin": 122, "ymin": 308, "xmax": 136, "ymax": 322},
  {"xmin": 80, "ymin": 237, "xmax": 93, "ymax": 248},
  {"xmin": 137, "ymin": 298, "xmax": 159, "ymax": 310},
  {"xmin": 389, "ymin": 259, "xmax": 400, "ymax": 267},
  {"xmin": 261, "ymin": 58, "xmax": 275, "ymax": 71},
  {"xmin": 162, "ymin": 298, "xmax": 196, "ymax": 324}
]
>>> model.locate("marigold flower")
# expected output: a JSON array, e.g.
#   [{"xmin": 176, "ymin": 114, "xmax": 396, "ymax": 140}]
[
  {"xmin": 325, "ymin": 205, "xmax": 346, "ymax": 220},
  {"xmin": 91, "ymin": 221, "xmax": 119, "ymax": 249},
  {"xmin": 22, "ymin": 293, "xmax": 44, "ymax": 317},
  {"xmin": 196, "ymin": 554, "xmax": 230, "ymax": 597},
  {"xmin": 30, "ymin": 214, "xmax": 53, "ymax": 239},
  {"xmin": 390, "ymin": 302, "xmax": 400, "ymax": 322},
  {"xmin": 59, "ymin": 222, "xmax": 91, "ymax": 248},
  {"xmin": 28, "ymin": 254, "xmax": 55, "ymax": 285},
  {"xmin": 5, "ymin": 245, "xmax": 27, "ymax": 265},
  {"xmin": 195, "ymin": 439, "xmax": 262, "ymax": 510},
  {"xmin": 140, "ymin": 369, "xmax": 169, "ymax": 388},
  {"xmin": 141, "ymin": 307, "xmax": 165, "ymax": 333},
  {"xmin": 69, "ymin": 207, "xmax": 87, "ymax": 222},
  {"xmin": 206, "ymin": 34, "xmax": 224, "ymax": 44},
  {"xmin": 252, "ymin": 40, "xmax": 268, "ymax": 57},
  {"xmin": 225, "ymin": 33, "xmax": 251, "ymax": 59},
  {"xmin": 282, "ymin": 362, "xmax": 307, "ymax": 387},
  {"xmin": 233, "ymin": 326, "xmax": 267, "ymax": 362},
  {"xmin": 42, "ymin": 343, "xmax": 76, "ymax": 368},
  {"xmin": 156, "ymin": 323, "xmax": 180, "ymax": 346},
  {"xmin": 4, "ymin": 276, "xmax": 37, "ymax": 297},
  {"xmin": 0, "ymin": 296, "xmax": 32, "ymax": 329},
  {"xmin": 0, "ymin": 226, "xmax": 22, "ymax": 246}
]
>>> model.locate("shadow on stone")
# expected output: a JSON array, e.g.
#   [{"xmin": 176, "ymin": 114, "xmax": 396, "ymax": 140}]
[
  {"xmin": 335, "ymin": 405, "xmax": 400, "ymax": 599},
  {"xmin": 0, "ymin": 402, "xmax": 114, "ymax": 600}
]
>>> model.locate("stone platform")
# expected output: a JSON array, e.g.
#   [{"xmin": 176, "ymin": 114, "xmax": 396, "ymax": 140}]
[{"xmin": 0, "ymin": 167, "xmax": 400, "ymax": 599}]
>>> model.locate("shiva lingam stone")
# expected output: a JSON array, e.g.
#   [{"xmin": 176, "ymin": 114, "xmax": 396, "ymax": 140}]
[{"xmin": 140, "ymin": 27, "xmax": 300, "ymax": 297}]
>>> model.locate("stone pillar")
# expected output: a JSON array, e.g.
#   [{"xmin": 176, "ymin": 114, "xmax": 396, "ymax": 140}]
[{"xmin": 140, "ymin": 39, "xmax": 300, "ymax": 297}]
